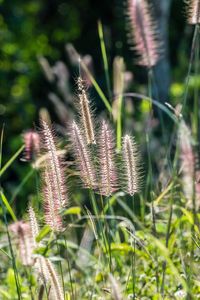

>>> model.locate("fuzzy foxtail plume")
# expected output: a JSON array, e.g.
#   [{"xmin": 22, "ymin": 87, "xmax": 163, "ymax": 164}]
[
  {"xmin": 28, "ymin": 205, "xmax": 39, "ymax": 247},
  {"xmin": 77, "ymin": 77, "xmax": 96, "ymax": 144},
  {"xmin": 122, "ymin": 135, "xmax": 140, "ymax": 195},
  {"xmin": 43, "ymin": 168, "xmax": 63, "ymax": 232},
  {"xmin": 98, "ymin": 120, "xmax": 118, "ymax": 195},
  {"xmin": 41, "ymin": 121, "xmax": 68, "ymax": 209},
  {"xmin": 186, "ymin": 0, "xmax": 200, "ymax": 24},
  {"xmin": 45, "ymin": 259, "xmax": 65, "ymax": 300},
  {"xmin": 28, "ymin": 206, "xmax": 52, "ymax": 284},
  {"xmin": 71, "ymin": 121, "xmax": 96, "ymax": 189},
  {"xmin": 127, "ymin": 0, "xmax": 161, "ymax": 67},
  {"xmin": 9, "ymin": 221, "xmax": 34, "ymax": 266},
  {"xmin": 178, "ymin": 120, "xmax": 200, "ymax": 208}
]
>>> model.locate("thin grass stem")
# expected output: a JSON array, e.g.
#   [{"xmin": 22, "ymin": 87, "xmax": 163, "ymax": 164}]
[{"xmin": 98, "ymin": 20, "xmax": 112, "ymax": 100}]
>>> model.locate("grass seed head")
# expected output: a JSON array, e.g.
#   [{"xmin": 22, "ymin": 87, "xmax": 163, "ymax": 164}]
[{"xmin": 126, "ymin": 0, "xmax": 162, "ymax": 67}]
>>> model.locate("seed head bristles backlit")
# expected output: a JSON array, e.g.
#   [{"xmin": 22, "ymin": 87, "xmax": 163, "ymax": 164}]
[
  {"xmin": 77, "ymin": 77, "xmax": 96, "ymax": 144},
  {"xmin": 9, "ymin": 221, "xmax": 34, "ymax": 266},
  {"xmin": 122, "ymin": 135, "xmax": 140, "ymax": 196},
  {"xmin": 22, "ymin": 130, "xmax": 40, "ymax": 161},
  {"xmin": 185, "ymin": 0, "xmax": 200, "ymax": 24},
  {"xmin": 127, "ymin": 0, "xmax": 161, "ymax": 67},
  {"xmin": 45, "ymin": 259, "xmax": 65, "ymax": 300},
  {"xmin": 71, "ymin": 121, "xmax": 96, "ymax": 189},
  {"xmin": 41, "ymin": 121, "xmax": 68, "ymax": 208},
  {"xmin": 43, "ymin": 168, "xmax": 63, "ymax": 232},
  {"xmin": 178, "ymin": 120, "xmax": 200, "ymax": 206},
  {"xmin": 98, "ymin": 120, "xmax": 118, "ymax": 196},
  {"xmin": 28, "ymin": 205, "xmax": 39, "ymax": 247},
  {"xmin": 28, "ymin": 206, "xmax": 51, "ymax": 284}
]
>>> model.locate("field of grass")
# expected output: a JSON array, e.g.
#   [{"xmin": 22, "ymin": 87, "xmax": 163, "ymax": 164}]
[{"xmin": 0, "ymin": 1, "xmax": 200, "ymax": 299}]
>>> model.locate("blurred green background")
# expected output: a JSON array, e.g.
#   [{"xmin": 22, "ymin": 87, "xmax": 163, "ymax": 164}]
[{"xmin": 0, "ymin": 0, "xmax": 194, "ymax": 211}]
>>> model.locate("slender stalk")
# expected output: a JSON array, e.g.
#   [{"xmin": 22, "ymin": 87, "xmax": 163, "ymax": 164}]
[
  {"xmin": 24, "ymin": 267, "xmax": 34, "ymax": 300},
  {"xmin": 89, "ymin": 190, "xmax": 111, "ymax": 271},
  {"xmin": 131, "ymin": 195, "xmax": 136, "ymax": 300},
  {"xmin": 147, "ymin": 67, "xmax": 159, "ymax": 293},
  {"xmin": 193, "ymin": 25, "xmax": 199, "ymax": 142},
  {"xmin": 182, "ymin": 24, "xmax": 199, "ymax": 112},
  {"xmin": 55, "ymin": 239, "xmax": 65, "ymax": 299},
  {"xmin": 101, "ymin": 194, "xmax": 112, "ymax": 272},
  {"xmin": 151, "ymin": 200, "xmax": 159, "ymax": 293},
  {"xmin": 98, "ymin": 20, "xmax": 112, "ymax": 100},
  {"xmin": 116, "ymin": 72, "xmax": 124, "ymax": 151},
  {"xmin": 64, "ymin": 236, "xmax": 75, "ymax": 300},
  {"xmin": 160, "ymin": 196, "xmax": 173, "ymax": 297},
  {"xmin": 0, "ymin": 198, "xmax": 21, "ymax": 299}
]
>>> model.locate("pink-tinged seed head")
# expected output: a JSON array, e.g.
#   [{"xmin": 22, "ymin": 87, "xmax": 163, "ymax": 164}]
[
  {"xmin": 77, "ymin": 77, "xmax": 96, "ymax": 145},
  {"xmin": 98, "ymin": 120, "xmax": 118, "ymax": 196},
  {"xmin": 41, "ymin": 121, "xmax": 68, "ymax": 208},
  {"xmin": 43, "ymin": 168, "xmax": 63, "ymax": 232},
  {"xmin": 71, "ymin": 121, "xmax": 96, "ymax": 189},
  {"xmin": 178, "ymin": 121, "xmax": 200, "ymax": 207},
  {"xmin": 22, "ymin": 130, "xmax": 40, "ymax": 161},
  {"xmin": 186, "ymin": 0, "xmax": 200, "ymax": 24},
  {"xmin": 122, "ymin": 134, "xmax": 140, "ymax": 196},
  {"xmin": 127, "ymin": 0, "xmax": 161, "ymax": 67},
  {"xmin": 9, "ymin": 221, "xmax": 34, "ymax": 266}
]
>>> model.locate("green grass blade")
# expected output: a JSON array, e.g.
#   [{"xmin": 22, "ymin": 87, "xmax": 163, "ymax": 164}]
[
  {"xmin": 116, "ymin": 81, "xmax": 124, "ymax": 151},
  {"xmin": 0, "ymin": 191, "xmax": 17, "ymax": 221},
  {"xmin": 0, "ymin": 248, "xmax": 12, "ymax": 259},
  {"xmin": 98, "ymin": 20, "xmax": 112, "ymax": 99},
  {"xmin": 81, "ymin": 60, "xmax": 112, "ymax": 113},
  {"xmin": 11, "ymin": 168, "xmax": 34, "ymax": 204},
  {"xmin": 0, "ymin": 145, "xmax": 24, "ymax": 177},
  {"xmin": 0, "ymin": 125, "xmax": 5, "ymax": 170}
]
